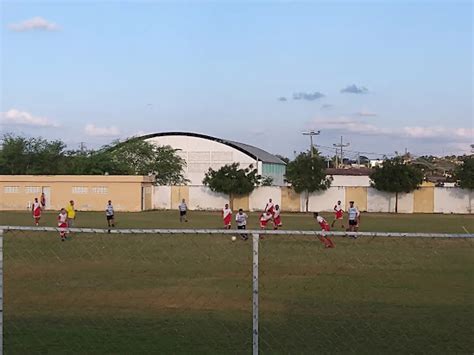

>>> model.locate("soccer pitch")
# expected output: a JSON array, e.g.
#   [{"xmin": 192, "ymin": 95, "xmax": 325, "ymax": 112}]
[{"xmin": 1, "ymin": 211, "xmax": 473, "ymax": 354}]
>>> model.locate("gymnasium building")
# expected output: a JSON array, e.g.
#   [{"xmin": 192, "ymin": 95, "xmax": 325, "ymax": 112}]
[{"xmin": 141, "ymin": 132, "xmax": 287, "ymax": 186}]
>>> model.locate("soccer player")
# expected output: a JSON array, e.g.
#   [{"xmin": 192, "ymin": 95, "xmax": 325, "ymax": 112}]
[
  {"xmin": 106, "ymin": 200, "xmax": 115, "ymax": 232},
  {"xmin": 313, "ymin": 212, "xmax": 335, "ymax": 248},
  {"xmin": 259, "ymin": 211, "xmax": 273, "ymax": 229},
  {"xmin": 235, "ymin": 208, "xmax": 249, "ymax": 240},
  {"xmin": 178, "ymin": 199, "xmax": 188, "ymax": 222},
  {"xmin": 58, "ymin": 208, "xmax": 68, "ymax": 241},
  {"xmin": 32, "ymin": 197, "xmax": 42, "ymax": 226},
  {"xmin": 40, "ymin": 192, "xmax": 46, "ymax": 209},
  {"xmin": 273, "ymin": 204, "xmax": 282, "ymax": 230},
  {"xmin": 347, "ymin": 201, "xmax": 360, "ymax": 234},
  {"xmin": 264, "ymin": 198, "xmax": 274, "ymax": 215},
  {"xmin": 66, "ymin": 200, "xmax": 76, "ymax": 228},
  {"xmin": 331, "ymin": 200, "xmax": 345, "ymax": 229},
  {"xmin": 222, "ymin": 203, "xmax": 232, "ymax": 229}
]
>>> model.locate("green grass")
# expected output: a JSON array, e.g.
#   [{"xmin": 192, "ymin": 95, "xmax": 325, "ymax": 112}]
[{"xmin": 1, "ymin": 211, "xmax": 473, "ymax": 354}]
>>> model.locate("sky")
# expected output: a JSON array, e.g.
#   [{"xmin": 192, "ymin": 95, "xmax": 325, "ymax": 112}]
[{"xmin": 1, "ymin": 0, "xmax": 472, "ymax": 160}]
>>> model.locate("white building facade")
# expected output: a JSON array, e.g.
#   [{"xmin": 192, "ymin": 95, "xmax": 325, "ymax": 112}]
[{"xmin": 143, "ymin": 132, "xmax": 286, "ymax": 186}]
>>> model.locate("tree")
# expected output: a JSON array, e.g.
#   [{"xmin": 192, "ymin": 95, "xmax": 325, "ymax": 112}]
[
  {"xmin": 108, "ymin": 139, "xmax": 188, "ymax": 184},
  {"xmin": 202, "ymin": 163, "xmax": 261, "ymax": 208},
  {"xmin": 370, "ymin": 157, "xmax": 423, "ymax": 212},
  {"xmin": 284, "ymin": 150, "xmax": 332, "ymax": 212},
  {"xmin": 455, "ymin": 155, "xmax": 474, "ymax": 189},
  {"xmin": 0, "ymin": 134, "xmax": 68, "ymax": 174},
  {"xmin": 261, "ymin": 176, "xmax": 274, "ymax": 186}
]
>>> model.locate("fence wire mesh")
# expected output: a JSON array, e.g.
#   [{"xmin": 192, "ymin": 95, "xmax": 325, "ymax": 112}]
[{"xmin": 2, "ymin": 227, "xmax": 473, "ymax": 354}]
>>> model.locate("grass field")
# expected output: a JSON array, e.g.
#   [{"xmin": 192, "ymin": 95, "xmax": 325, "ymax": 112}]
[{"xmin": 1, "ymin": 211, "xmax": 473, "ymax": 354}]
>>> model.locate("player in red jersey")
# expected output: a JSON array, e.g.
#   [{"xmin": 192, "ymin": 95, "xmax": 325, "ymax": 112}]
[
  {"xmin": 264, "ymin": 198, "xmax": 274, "ymax": 215},
  {"xmin": 331, "ymin": 200, "xmax": 345, "ymax": 229},
  {"xmin": 32, "ymin": 197, "xmax": 42, "ymax": 226},
  {"xmin": 259, "ymin": 211, "xmax": 273, "ymax": 229},
  {"xmin": 222, "ymin": 203, "xmax": 232, "ymax": 229},
  {"xmin": 313, "ymin": 212, "xmax": 335, "ymax": 248},
  {"xmin": 273, "ymin": 204, "xmax": 282, "ymax": 230},
  {"xmin": 57, "ymin": 208, "xmax": 68, "ymax": 241}
]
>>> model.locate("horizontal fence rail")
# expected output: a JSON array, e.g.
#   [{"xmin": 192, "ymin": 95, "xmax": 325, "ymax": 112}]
[{"xmin": 0, "ymin": 226, "xmax": 473, "ymax": 238}]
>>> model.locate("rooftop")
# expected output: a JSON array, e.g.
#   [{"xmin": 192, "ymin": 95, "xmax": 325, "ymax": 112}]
[{"xmin": 139, "ymin": 132, "xmax": 286, "ymax": 165}]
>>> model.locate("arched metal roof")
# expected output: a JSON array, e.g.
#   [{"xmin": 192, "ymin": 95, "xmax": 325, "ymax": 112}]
[{"xmin": 139, "ymin": 132, "xmax": 286, "ymax": 165}]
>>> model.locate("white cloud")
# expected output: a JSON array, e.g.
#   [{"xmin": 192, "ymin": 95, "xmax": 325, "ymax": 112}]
[
  {"xmin": 311, "ymin": 117, "xmax": 390, "ymax": 136},
  {"xmin": 402, "ymin": 126, "xmax": 473, "ymax": 140},
  {"xmin": 8, "ymin": 17, "xmax": 59, "ymax": 32},
  {"xmin": 310, "ymin": 117, "xmax": 472, "ymax": 142},
  {"xmin": 1, "ymin": 109, "xmax": 59, "ymax": 127},
  {"xmin": 356, "ymin": 110, "xmax": 377, "ymax": 117},
  {"xmin": 85, "ymin": 124, "xmax": 121, "ymax": 137}
]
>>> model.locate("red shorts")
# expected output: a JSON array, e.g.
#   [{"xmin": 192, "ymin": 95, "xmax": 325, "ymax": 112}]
[
  {"xmin": 321, "ymin": 223, "xmax": 330, "ymax": 232},
  {"xmin": 273, "ymin": 216, "xmax": 282, "ymax": 226},
  {"xmin": 260, "ymin": 220, "xmax": 268, "ymax": 228},
  {"xmin": 335, "ymin": 211, "xmax": 343, "ymax": 219}
]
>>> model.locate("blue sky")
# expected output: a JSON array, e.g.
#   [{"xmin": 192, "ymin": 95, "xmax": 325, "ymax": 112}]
[{"xmin": 1, "ymin": 1, "xmax": 472, "ymax": 159}]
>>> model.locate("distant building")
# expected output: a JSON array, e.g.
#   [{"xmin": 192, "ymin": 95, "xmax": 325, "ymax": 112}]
[
  {"xmin": 141, "ymin": 132, "xmax": 286, "ymax": 186},
  {"xmin": 369, "ymin": 159, "xmax": 384, "ymax": 168},
  {"xmin": 0, "ymin": 175, "xmax": 154, "ymax": 211}
]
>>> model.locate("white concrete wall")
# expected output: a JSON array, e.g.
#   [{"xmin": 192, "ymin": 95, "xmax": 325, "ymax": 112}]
[
  {"xmin": 146, "ymin": 135, "xmax": 256, "ymax": 186},
  {"xmin": 330, "ymin": 175, "xmax": 371, "ymax": 187},
  {"xmin": 249, "ymin": 186, "xmax": 281, "ymax": 211},
  {"xmin": 367, "ymin": 188, "xmax": 396, "ymax": 213},
  {"xmin": 152, "ymin": 185, "xmax": 472, "ymax": 214},
  {"xmin": 153, "ymin": 186, "xmax": 171, "ymax": 209},
  {"xmin": 367, "ymin": 189, "xmax": 413, "ymax": 213},
  {"xmin": 434, "ymin": 187, "xmax": 472, "ymax": 214},
  {"xmin": 397, "ymin": 192, "xmax": 414, "ymax": 213},
  {"xmin": 305, "ymin": 187, "xmax": 345, "ymax": 212},
  {"xmin": 189, "ymin": 186, "xmax": 229, "ymax": 210}
]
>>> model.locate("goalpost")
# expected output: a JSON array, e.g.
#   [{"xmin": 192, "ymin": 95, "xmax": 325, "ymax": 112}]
[{"xmin": 0, "ymin": 226, "xmax": 472, "ymax": 355}]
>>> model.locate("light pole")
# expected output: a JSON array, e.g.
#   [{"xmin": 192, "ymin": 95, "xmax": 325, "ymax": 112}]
[{"xmin": 302, "ymin": 130, "xmax": 320, "ymax": 158}]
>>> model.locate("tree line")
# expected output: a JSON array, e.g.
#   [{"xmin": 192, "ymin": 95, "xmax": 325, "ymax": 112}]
[
  {"xmin": 0, "ymin": 134, "xmax": 188, "ymax": 185},
  {"xmin": 203, "ymin": 149, "xmax": 473, "ymax": 213},
  {"xmin": 1, "ymin": 134, "xmax": 472, "ymax": 213}
]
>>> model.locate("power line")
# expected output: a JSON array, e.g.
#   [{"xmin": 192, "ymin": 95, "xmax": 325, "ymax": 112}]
[{"xmin": 333, "ymin": 136, "xmax": 350, "ymax": 167}]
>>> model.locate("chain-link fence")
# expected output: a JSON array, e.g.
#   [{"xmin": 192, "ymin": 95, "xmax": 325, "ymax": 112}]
[{"xmin": 1, "ymin": 227, "xmax": 473, "ymax": 354}]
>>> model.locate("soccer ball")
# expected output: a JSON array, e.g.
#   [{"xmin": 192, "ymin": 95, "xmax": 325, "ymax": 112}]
[{"xmin": 231, "ymin": 236, "xmax": 237, "ymax": 242}]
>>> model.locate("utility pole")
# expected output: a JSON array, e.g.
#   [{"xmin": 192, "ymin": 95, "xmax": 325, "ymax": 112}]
[
  {"xmin": 302, "ymin": 130, "xmax": 320, "ymax": 158},
  {"xmin": 333, "ymin": 136, "xmax": 350, "ymax": 168},
  {"xmin": 79, "ymin": 142, "xmax": 87, "ymax": 153}
]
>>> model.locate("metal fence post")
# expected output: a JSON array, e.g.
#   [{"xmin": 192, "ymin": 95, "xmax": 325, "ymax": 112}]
[{"xmin": 252, "ymin": 233, "xmax": 259, "ymax": 355}]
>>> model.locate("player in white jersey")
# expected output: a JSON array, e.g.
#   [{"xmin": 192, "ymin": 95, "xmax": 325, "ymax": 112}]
[
  {"xmin": 106, "ymin": 200, "xmax": 115, "ymax": 232},
  {"xmin": 32, "ymin": 197, "xmax": 42, "ymax": 226},
  {"xmin": 313, "ymin": 212, "xmax": 335, "ymax": 248},
  {"xmin": 347, "ymin": 201, "xmax": 360, "ymax": 233},
  {"xmin": 58, "ymin": 208, "xmax": 68, "ymax": 241},
  {"xmin": 264, "ymin": 199, "xmax": 274, "ymax": 214},
  {"xmin": 178, "ymin": 199, "xmax": 188, "ymax": 222},
  {"xmin": 235, "ymin": 208, "xmax": 249, "ymax": 240},
  {"xmin": 273, "ymin": 204, "xmax": 282, "ymax": 229},
  {"xmin": 222, "ymin": 204, "xmax": 232, "ymax": 229}
]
